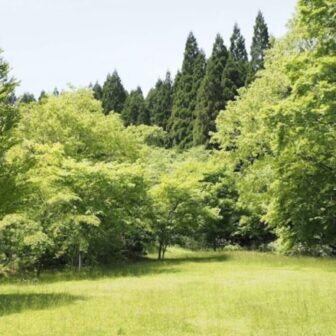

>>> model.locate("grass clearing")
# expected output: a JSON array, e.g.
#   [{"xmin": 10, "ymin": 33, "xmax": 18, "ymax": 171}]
[{"xmin": 1, "ymin": 248, "xmax": 336, "ymax": 335}]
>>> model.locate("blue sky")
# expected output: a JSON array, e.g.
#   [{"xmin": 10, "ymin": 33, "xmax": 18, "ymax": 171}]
[{"xmin": 0, "ymin": 0, "xmax": 297, "ymax": 96}]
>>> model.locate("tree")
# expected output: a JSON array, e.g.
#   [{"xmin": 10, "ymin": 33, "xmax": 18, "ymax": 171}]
[
  {"xmin": 150, "ymin": 153, "xmax": 218, "ymax": 259},
  {"xmin": 249, "ymin": 11, "xmax": 270, "ymax": 80},
  {"xmin": 122, "ymin": 87, "xmax": 150, "ymax": 126},
  {"xmin": 53, "ymin": 87, "xmax": 59, "ymax": 96},
  {"xmin": 200, "ymin": 162, "xmax": 240, "ymax": 250},
  {"xmin": 0, "ymin": 214, "xmax": 51, "ymax": 272},
  {"xmin": 221, "ymin": 55, "xmax": 246, "ymax": 105},
  {"xmin": 229, "ymin": 24, "xmax": 249, "ymax": 88},
  {"xmin": 193, "ymin": 34, "xmax": 228, "ymax": 146},
  {"xmin": 38, "ymin": 90, "xmax": 47, "ymax": 102},
  {"xmin": 102, "ymin": 71, "xmax": 127, "ymax": 114},
  {"xmin": 214, "ymin": 23, "xmax": 292, "ymax": 251},
  {"xmin": 215, "ymin": 0, "xmax": 336, "ymax": 254},
  {"xmin": 146, "ymin": 71, "xmax": 172, "ymax": 131},
  {"xmin": 92, "ymin": 82, "xmax": 103, "ymax": 101},
  {"xmin": 126, "ymin": 124, "xmax": 169, "ymax": 148},
  {"xmin": 19, "ymin": 92, "xmax": 36, "ymax": 104},
  {"xmin": 1, "ymin": 89, "xmax": 151, "ymax": 271},
  {"xmin": 264, "ymin": 0, "xmax": 336, "ymax": 252},
  {"xmin": 0, "ymin": 50, "xmax": 18, "ymax": 219},
  {"xmin": 7, "ymin": 92, "xmax": 17, "ymax": 105},
  {"xmin": 230, "ymin": 24, "xmax": 248, "ymax": 62},
  {"xmin": 169, "ymin": 33, "xmax": 206, "ymax": 149}
]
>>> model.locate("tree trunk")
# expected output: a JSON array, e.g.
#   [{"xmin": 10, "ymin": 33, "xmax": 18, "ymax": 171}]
[
  {"xmin": 78, "ymin": 250, "xmax": 82, "ymax": 272},
  {"xmin": 162, "ymin": 244, "xmax": 167, "ymax": 260},
  {"xmin": 158, "ymin": 243, "xmax": 162, "ymax": 260}
]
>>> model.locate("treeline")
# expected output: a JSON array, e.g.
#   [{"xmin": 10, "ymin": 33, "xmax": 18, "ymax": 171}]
[
  {"xmin": 14, "ymin": 12, "xmax": 270, "ymax": 149},
  {"xmin": 0, "ymin": 0, "xmax": 335, "ymax": 274},
  {"xmin": 93, "ymin": 11, "xmax": 270, "ymax": 148}
]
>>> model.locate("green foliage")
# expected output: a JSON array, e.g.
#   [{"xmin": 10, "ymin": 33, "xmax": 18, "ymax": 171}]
[
  {"xmin": 299, "ymin": 0, "xmax": 336, "ymax": 55},
  {"xmin": 38, "ymin": 90, "xmax": 47, "ymax": 102},
  {"xmin": 249, "ymin": 11, "xmax": 270, "ymax": 81},
  {"xmin": 92, "ymin": 82, "xmax": 103, "ymax": 101},
  {"xmin": 146, "ymin": 71, "xmax": 172, "ymax": 131},
  {"xmin": 199, "ymin": 158, "xmax": 240, "ymax": 249},
  {"xmin": 122, "ymin": 87, "xmax": 149, "ymax": 126},
  {"xmin": 19, "ymin": 93, "xmax": 36, "ymax": 104},
  {"xmin": 53, "ymin": 87, "xmax": 59, "ymax": 96},
  {"xmin": 221, "ymin": 55, "xmax": 246, "ymax": 105},
  {"xmin": 17, "ymin": 90, "xmax": 139, "ymax": 161},
  {"xmin": 265, "ymin": 0, "xmax": 336, "ymax": 249},
  {"xmin": 1, "ymin": 0, "xmax": 335, "ymax": 272},
  {"xmin": 193, "ymin": 35, "xmax": 228, "ymax": 146},
  {"xmin": 0, "ymin": 51, "xmax": 18, "ymax": 221},
  {"xmin": 102, "ymin": 71, "xmax": 127, "ymax": 114},
  {"xmin": 150, "ymin": 152, "xmax": 219, "ymax": 259},
  {"xmin": 215, "ymin": 0, "xmax": 336, "ymax": 253},
  {"xmin": 215, "ymin": 33, "xmax": 293, "ymax": 249},
  {"xmin": 126, "ymin": 124, "xmax": 169, "ymax": 148},
  {"xmin": 0, "ymin": 214, "xmax": 51, "ymax": 270},
  {"xmin": 230, "ymin": 24, "xmax": 248, "ymax": 62},
  {"xmin": 228, "ymin": 23, "xmax": 250, "ymax": 89},
  {"xmin": 1, "ymin": 90, "xmax": 151, "ymax": 270},
  {"xmin": 169, "ymin": 33, "xmax": 206, "ymax": 148}
]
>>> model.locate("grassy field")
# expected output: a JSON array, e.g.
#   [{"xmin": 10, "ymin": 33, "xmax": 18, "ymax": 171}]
[{"xmin": 1, "ymin": 248, "xmax": 336, "ymax": 336}]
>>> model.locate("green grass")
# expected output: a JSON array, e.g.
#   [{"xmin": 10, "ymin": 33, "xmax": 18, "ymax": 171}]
[{"xmin": 1, "ymin": 248, "xmax": 336, "ymax": 335}]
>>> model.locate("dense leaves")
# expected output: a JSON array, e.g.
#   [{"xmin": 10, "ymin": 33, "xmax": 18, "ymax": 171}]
[
  {"xmin": 146, "ymin": 72, "xmax": 173, "ymax": 131},
  {"xmin": 215, "ymin": 0, "xmax": 336, "ymax": 254},
  {"xmin": 193, "ymin": 35, "xmax": 228, "ymax": 146},
  {"xmin": 1, "ymin": 0, "xmax": 334, "ymax": 274},
  {"xmin": 248, "ymin": 11, "xmax": 271, "ymax": 82},
  {"xmin": 102, "ymin": 71, "xmax": 127, "ymax": 114},
  {"xmin": 169, "ymin": 33, "xmax": 206, "ymax": 149},
  {"xmin": 122, "ymin": 87, "xmax": 149, "ymax": 126}
]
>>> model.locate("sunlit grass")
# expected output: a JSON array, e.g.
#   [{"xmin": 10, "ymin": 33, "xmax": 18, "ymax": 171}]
[{"xmin": 1, "ymin": 248, "xmax": 336, "ymax": 335}]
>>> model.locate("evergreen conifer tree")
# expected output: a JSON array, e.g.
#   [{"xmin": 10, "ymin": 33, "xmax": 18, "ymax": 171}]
[
  {"xmin": 92, "ymin": 82, "xmax": 103, "ymax": 101},
  {"xmin": 38, "ymin": 90, "xmax": 47, "ymax": 102},
  {"xmin": 193, "ymin": 34, "xmax": 228, "ymax": 146},
  {"xmin": 146, "ymin": 71, "xmax": 172, "ymax": 131},
  {"xmin": 230, "ymin": 24, "xmax": 248, "ymax": 62},
  {"xmin": 102, "ymin": 71, "xmax": 127, "ymax": 114},
  {"xmin": 229, "ymin": 24, "xmax": 249, "ymax": 87},
  {"xmin": 222, "ymin": 55, "xmax": 246, "ymax": 104},
  {"xmin": 20, "ymin": 93, "xmax": 36, "ymax": 104},
  {"xmin": 249, "ymin": 11, "xmax": 270, "ymax": 80},
  {"xmin": 122, "ymin": 87, "xmax": 149, "ymax": 126},
  {"xmin": 169, "ymin": 33, "xmax": 206, "ymax": 148}
]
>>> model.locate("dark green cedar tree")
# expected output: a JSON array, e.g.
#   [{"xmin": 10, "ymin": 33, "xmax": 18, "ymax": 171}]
[
  {"xmin": 193, "ymin": 34, "xmax": 229, "ymax": 146},
  {"xmin": 169, "ymin": 33, "xmax": 206, "ymax": 149},
  {"xmin": 102, "ymin": 71, "xmax": 128, "ymax": 114}
]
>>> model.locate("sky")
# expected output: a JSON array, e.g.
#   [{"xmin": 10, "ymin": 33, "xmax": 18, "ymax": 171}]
[{"xmin": 0, "ymin": 0, "xmax": 297, "ymax": 97}]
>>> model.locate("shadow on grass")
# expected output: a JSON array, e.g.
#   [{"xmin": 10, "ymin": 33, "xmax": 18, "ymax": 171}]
[
  {"xmin": 0, "ymin": 293, "xmax": 84, "ymax": 317},
  {"xmin": 162, "ymin": 253, "xmax": 230, "ymax": 264},
  {"xmin": 36, "ymin": 252, "xmax": 230, "ymax": 283}
]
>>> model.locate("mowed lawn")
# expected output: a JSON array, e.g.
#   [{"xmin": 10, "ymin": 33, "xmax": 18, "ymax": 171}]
[{"xmin": 1, "ymin": 249, "xmax": 336, "ymax": 336}]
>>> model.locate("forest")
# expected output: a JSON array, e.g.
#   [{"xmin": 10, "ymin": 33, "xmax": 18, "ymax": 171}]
[{"xmin": 0, "ymin": 0, "xmax": 335, "ymax": 276}]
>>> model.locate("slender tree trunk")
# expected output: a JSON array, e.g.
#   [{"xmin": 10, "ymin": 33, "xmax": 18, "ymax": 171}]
[
  {"xmin": 162, "ymin": 245, "xmax": 167, "ymax": 260},
  {"xmin": 78, "ymin": 250, "xmax": 82, "ymax": 272},
  {"xmin": 158, "ymin": 243, "xmax": 162, "ymax": 260}
]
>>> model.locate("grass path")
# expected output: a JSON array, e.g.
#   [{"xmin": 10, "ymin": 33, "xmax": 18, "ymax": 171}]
[{"xmin": 1, "ymin": 249, "xmax": 336, "ymax": 335}]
